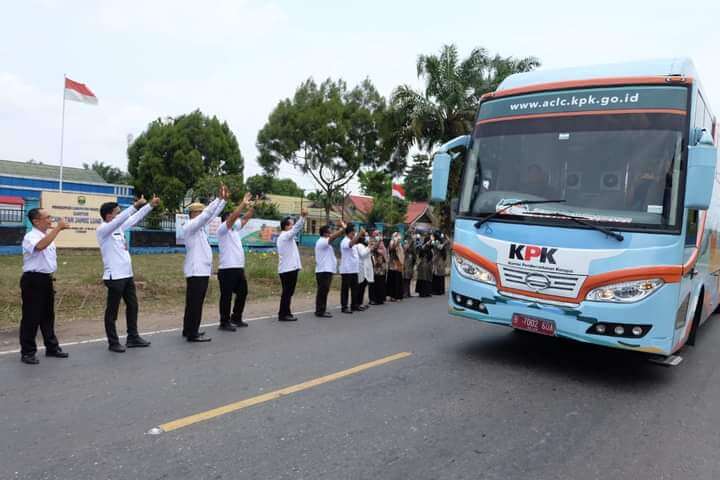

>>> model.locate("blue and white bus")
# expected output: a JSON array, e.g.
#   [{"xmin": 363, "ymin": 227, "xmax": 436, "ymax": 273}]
[{"xmin": 432, "ymin": 58, "xmax": 718, "ymax": 358}]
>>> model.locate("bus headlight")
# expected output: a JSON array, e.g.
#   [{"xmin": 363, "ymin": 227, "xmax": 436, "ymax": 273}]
[
  {"xmin": 453, "ymin": 255, "xmax": 496, "ymax": 285},
  {"xmin": 586, "ymin": 279, "xmax": 663, "ymax": 303}
]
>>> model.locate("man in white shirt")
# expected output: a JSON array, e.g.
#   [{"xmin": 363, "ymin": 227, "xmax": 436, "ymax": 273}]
[
  {"xmin": 314, "ymin": 220, "xmax": 346, "ymax": 318},
  {"xmin": 339, "ymin": 224, "xmax": 366, "ymax": 314},
  {"xmin": 216, "ymin": 192, "xmax": 254, "ymax": 331},
  {"xmin": 276, "ymin": 207, "xmax": 308, "ymax": 321},
  {"xmin": 19, "ymin": 209, "xmax": 69, "ymax": 365},
  {"xmin": 97, "ymin": 194, "xmax": 159, "ymax": 353},
  {"xmin": 182, "ymin": 185, "xmax": 228, "ymax": 342}
]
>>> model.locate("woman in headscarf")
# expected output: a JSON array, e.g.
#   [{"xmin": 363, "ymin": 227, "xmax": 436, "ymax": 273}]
[
  {"xmin": 386, "ymin": 231, "xmax": 405, "ymax": 301},
  {"xmin": 415, "ymin": 232, "xmax": 434, "ymax": 298},
  {"xmin": 369, "ymin": 230, "xmax": 388, "ymax": 305},
  {"xmin": 431, "ymin": 230, "xmax": 450, "ymax": 295},
  {"xmin": 402, "ymin": 228, "xmax": 417, "ymax": 298}
]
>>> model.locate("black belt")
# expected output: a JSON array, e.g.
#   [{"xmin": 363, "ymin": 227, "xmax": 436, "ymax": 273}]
[{"xmin": 23, "ymin": 271, "xmax": 53, "ymax": 277}]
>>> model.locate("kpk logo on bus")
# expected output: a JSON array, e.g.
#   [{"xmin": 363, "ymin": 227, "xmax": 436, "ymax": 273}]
[{"xmin": 509, "ymin": 244, "xmax": 558, "ymax": 264}]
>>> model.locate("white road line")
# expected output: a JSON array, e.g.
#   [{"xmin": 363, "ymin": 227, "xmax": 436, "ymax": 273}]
[{"xmin": 0, "ymin": 307, "xmax": 331, "ymax": 356}]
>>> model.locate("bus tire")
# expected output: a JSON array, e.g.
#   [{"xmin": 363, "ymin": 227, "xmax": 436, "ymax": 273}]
[{"xmin": 687, "ymin": 290, "xmax": 704, "ymax": 347}]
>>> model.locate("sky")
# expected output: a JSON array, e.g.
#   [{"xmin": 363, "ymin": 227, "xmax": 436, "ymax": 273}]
[{"xmin": 1, "ymin": 0, "xmax": 718, "ymax": 194}]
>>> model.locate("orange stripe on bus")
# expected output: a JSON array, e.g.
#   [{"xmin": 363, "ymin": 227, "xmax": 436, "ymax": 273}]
[
  {"xmin": 480, "ymin": 76, "xmax": 693, "ymax": 100},
  {"xmin": 452, "ymin": 243, "xmax": 682, "ymax": 305}
]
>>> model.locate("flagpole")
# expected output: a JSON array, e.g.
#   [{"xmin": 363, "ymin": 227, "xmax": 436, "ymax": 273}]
[{"xmin": 59, "ymin": 74, "xmax": 66, "ymax": 192}]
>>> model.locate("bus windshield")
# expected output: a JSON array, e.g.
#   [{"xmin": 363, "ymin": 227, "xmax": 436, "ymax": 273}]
[{"xmin": 460, "ymin": 111, "xmax": 687, "ymax": 228}]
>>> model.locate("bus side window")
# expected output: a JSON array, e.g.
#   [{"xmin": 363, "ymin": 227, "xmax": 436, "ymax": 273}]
[{"xmin": 686, "ymin": 209, "xmax": 699, "ymax": 246}]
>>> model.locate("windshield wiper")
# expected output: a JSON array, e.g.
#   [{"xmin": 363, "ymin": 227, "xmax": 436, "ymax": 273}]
[
  {"xmin": 474, "ymin": 199, "xmax": 566, "ymax": 229},
  {"xmin": 524, "ymin": 211, "xmax": 624, "ymax": 242}
]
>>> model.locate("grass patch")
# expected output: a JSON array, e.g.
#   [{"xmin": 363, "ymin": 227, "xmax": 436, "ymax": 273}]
[{"xmin": 0, "ymin": 248, "xmax": 337, "ymax": 331}]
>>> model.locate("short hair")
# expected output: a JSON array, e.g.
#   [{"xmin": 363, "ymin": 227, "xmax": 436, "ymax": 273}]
[
  {"xmin": 319, "ymin": 225, "xmax": 331, "ymax": 236},
  {"xmin": 100, "ymin": 202, "xmax": 119, "ymax": 221},
  {"xmin": 345, "ymin": 224, "xmax": 356, "ymax": 235},
  {"xmin": 220, "ymin": 211, "xmax": 230, "ymax": 222},
  {"xmin": 27, "ymin": 208, "xmax": 42, "ymax": 223},
  {"xmin": 280, "ymin": 216, "xmax": 293, "ymax": 230}
]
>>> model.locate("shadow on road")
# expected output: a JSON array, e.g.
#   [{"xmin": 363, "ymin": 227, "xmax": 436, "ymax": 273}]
[{"xmin": 453, "ymin": 326, "xmax": 677, "ymax": 389}]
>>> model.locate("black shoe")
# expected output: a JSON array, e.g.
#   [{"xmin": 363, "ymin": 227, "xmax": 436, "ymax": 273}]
[
  {"xmin": 45, "ymin": 349, "xmax": 69, "ymax": 358},
  {"xmin": 21, "ymin": 355, "xmax": 39, "ymax": 365},
  {"xmin": 231, "ymin": 320, "xmax": 249, "ymax": 328},
  {"xmin": 126, "ymin": 336, "xmax": 151, "ymax": 348},
  {"xmin": 218, "ymin": 323, "xmax": 237, "ymax": 332},
  {"xmin": 278, "ymin": 315, "xmax": 298, "ymax": 322},
  {"xmin": 315, "ymin": 312, "xmax": 333, "ymax": 318},
  {"xmin": 182, "ymin": 331, "xmax": 205, "ymax": 338},
  {"xmin": 187, "ymin": 335, "xmax": 211, "ymax": 342},
  {"xmin": 352, "ymin": 306, "xmax": 367, "ymax": 312},
  {"xmin": 341, "ymin": 308, "xmax": 353, "ymax": 314},
  {"xmin": 369, "ymin": 301, "xmax": 379, "ymax": 305},
  {"xmin": 109, "ymin": 344, "xmax": 126, "ymax": 353}
]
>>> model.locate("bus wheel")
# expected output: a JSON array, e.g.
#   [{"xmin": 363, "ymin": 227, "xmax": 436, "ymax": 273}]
[{"xmin": 687, "ymin": 291, "xmax": 703, "ymax": 347}]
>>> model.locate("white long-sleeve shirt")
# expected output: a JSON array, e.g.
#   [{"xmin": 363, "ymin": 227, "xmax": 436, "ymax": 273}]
[
  {"xmin": 183, "ymin": 198, "xmax": 226, "ymax": 277},
  {"xmin": 277, "ymin": 216, "xmax": 305, "ymax": 274},
  {"xmin": 339, "ymin": 236, "xmax": 359, "ymax": 274},
  {"xmin": 96, "ymin": 204, "xmax": 153, "ymax": 280}
]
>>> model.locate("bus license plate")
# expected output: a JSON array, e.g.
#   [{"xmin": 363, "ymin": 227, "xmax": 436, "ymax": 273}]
[{"xmin": 512, "ymin": 314, "xmax": 556, "ymax": 336}]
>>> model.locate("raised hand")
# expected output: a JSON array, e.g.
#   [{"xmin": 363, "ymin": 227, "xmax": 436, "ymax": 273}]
[
  {"xmin": 339, "ymin": 220, "xmax": 347, "ymax": 230},
  {"xmin": 150, "ymin": 194, "xmax": 161, "ymax": 207},
  {"xmin": 134, "ymin": 194, "xmax": 147, "ymax": 209},
  {"xmin": 56, "ymin": 219, "xmax": 69, "ymax": 230},
  {"xmin": 242, "ymin": 192, "xmax": 252, "ymax": 206},
  {"xmin": 300, "ymin": 207, "xmax": 309, "ymax": 217}
]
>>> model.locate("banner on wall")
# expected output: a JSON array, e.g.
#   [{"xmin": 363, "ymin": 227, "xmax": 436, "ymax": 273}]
[{"xmin": 40, "ymin": 191, "xmax": 117, "ymax": 248}]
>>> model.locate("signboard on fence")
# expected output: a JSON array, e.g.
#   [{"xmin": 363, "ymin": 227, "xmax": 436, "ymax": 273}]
[
  {"xmin": 41, "ymin": 191, "xmax": 117, "ymax": 248},
  {"xmin": 237, "ymin": 218, "xmax": 281, "ymax": 247},
  {"xmin": 175, "ymin": 215, "xmax": 280, "ymax": 248}
]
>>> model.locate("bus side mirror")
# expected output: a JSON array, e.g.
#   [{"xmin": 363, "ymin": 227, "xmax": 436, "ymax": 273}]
[
  {"xmin": 431, "ymin": 134, "xmax": 470, "ymax": 204},
  {"xmin": 431, "ymin": 152, "xmax": 451, "ymax": 203},
  {"xmin": 685, "ymin": 136, "xmax": 717, "ymax": 210}
]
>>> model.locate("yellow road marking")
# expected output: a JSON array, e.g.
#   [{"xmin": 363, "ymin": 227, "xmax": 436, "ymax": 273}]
[{"xmin": 158, "ymin": 351, "xmax": 413, "ymax": 433}]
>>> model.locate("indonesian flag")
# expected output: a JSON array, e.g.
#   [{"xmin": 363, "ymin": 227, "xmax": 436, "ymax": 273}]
[
  {"xmin": 64, "ymin": 77, "xmax": 98, "ymax": 105},
  {"xmin": 392, "ymin": 183, "xmax": 406, "ymax": 200}
]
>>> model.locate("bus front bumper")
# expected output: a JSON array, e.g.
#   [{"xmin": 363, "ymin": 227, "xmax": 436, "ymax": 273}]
[{"xmin": 448, "ymin": 271, "xmax": 679, "ymax": 356}]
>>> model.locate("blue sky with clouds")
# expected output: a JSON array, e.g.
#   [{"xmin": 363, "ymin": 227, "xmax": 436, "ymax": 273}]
[{"xmin": 1, "ymin": 0, "xmax": 718, "ymax": 192}]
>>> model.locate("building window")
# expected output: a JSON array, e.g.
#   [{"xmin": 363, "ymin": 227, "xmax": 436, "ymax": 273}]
[{"xmin": 311, "ymin": 220, "xmax": 317, "ymax": 234}]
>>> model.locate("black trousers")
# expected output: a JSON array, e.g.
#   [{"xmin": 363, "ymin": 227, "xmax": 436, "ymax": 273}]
[
  {"xmin": 432, "ymin": 275, "xmax": 446, "ymax": 295},
  {"xmin": 103, "ymin": 277, "xmax": 139, "ymax": 346},
  {"xmin": 19, "ymin": 272, "xmax": 60, "ymax": 356},
  {"xmin": 370, "ymin": 274, "xmax": 386, "ymax": 304},
  {"xmin": 279, "ymin": 269, "xmax": 299, "ymax": 317},
  {"xmin": 358, "ymin": 280, "xmax": 368, "ymax": 306},
  {"xmin": 183, "ymin": 276, "xmax": 209, "ymax": 338},
  {"xmin": 315, "ymin": 272, "xmax": 333, "ymax": 314},
  {"xmin": 340, "ymin": 273, "xmax": 360, "ymax": 309},
  {"xmin": 387, "ymin": 270, "xmax": 404, "ymax": 300},
  {"xmin": 218, "ymin": 268, "xmax": 248, "ymax": 324}
]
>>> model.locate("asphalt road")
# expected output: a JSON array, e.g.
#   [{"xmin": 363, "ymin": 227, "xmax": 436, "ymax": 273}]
[{"xmin": 2, "ymin": 295, "xmax": 720, "ymax": 480}]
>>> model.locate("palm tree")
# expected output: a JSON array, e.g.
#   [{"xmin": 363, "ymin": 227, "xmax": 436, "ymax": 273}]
[{"xmin": 389, "ymin": 44, "xmax": 540, "ymax": 229}]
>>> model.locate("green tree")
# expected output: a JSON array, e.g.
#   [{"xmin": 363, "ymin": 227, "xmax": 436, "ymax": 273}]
[
  {"xmin": 358, "ymin": 170, "xmax": 392, "ymax": 198},
  {"xmin": 257, "ymin": 77, "xmax": 392, "ymax": 222},
  {"xmin": 365, "ymin": 196, "xmax": 408, "ymax": 226},
  {"xmin": 246, "ymin": 174, "xmax": 304, "ymax": 197},
  {"xmin": 307, "ymin": 189, "xmax": 344, "ymax": 214},
  {"xmin": 388, "ymin": 44, "xmax": 539, "ymax": 228},
  {"xmin": 193, "ymin": 174, "xmax": 245, "ymax": 205},
  {"xmin": 403, "ymin": 154, "xmax": 432, "ymax": 202},
  {"xmin": 127, "ymin": 110, "xmax": 244, "ymax": 211},
  {"xmin": 83, "ymin": 161, "xmax": 131, "ymax": 184},
  {"xmin": 253, "ymin": 201, "xmax": 282, "ymax": 220}
]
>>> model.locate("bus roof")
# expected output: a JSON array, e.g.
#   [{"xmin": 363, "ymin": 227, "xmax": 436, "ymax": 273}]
[{"xmin": 497, "ymin": 58, "xmax": 699, "ymax": 91}]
